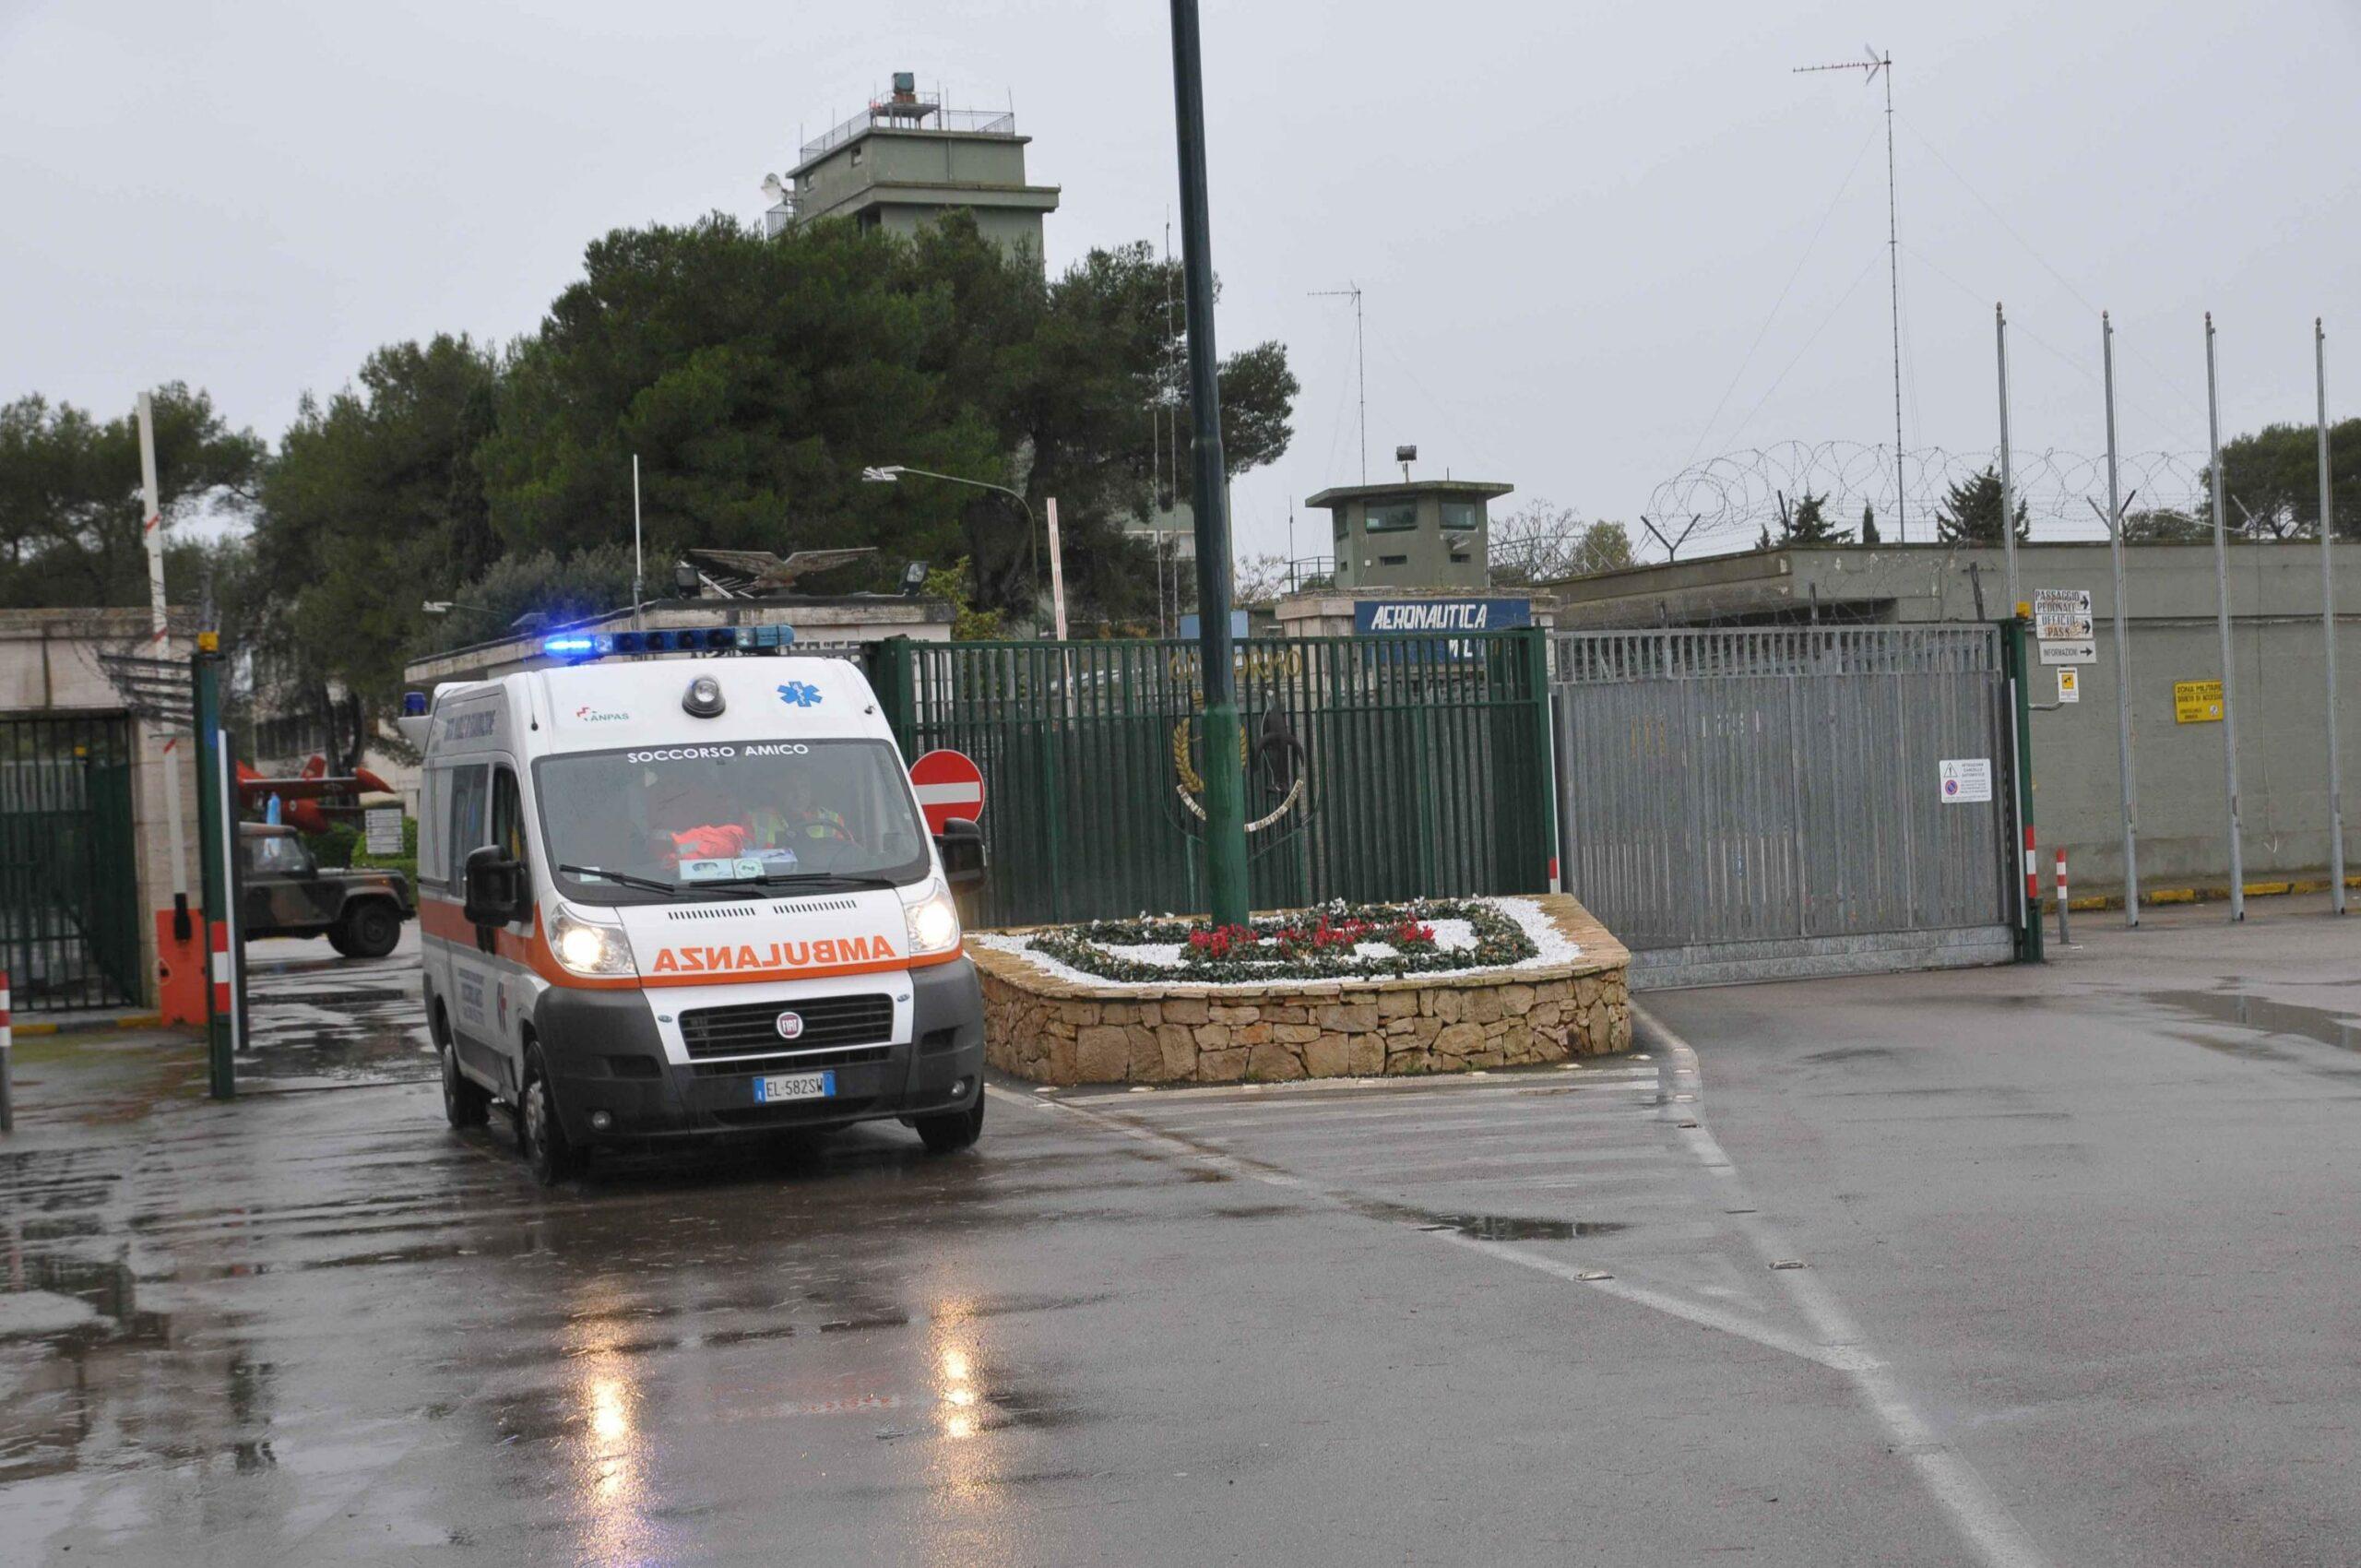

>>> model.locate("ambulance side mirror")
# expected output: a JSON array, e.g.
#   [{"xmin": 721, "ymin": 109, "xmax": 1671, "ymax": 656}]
[
  {"xmin": 935, "ymin": 818, "xmax": 988, "ymax": 893},
  {"xmin": 462, "ymin": 845, "xmax": 526, "ymax": 927}
]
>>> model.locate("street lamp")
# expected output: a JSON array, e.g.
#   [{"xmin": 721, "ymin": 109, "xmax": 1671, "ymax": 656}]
[{"xmin": 863, "ymin": 463, "xmax": 1040, "ymax": 627}]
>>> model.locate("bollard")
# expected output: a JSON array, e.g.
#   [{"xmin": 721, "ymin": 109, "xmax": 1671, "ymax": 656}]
[
  {"xmin": 2054, "ymin": 849, "xmax": 2071, "ymax": 945},
  {"xmin": 0, "ymin": 968, "xmax": 13, "ymax": 1134}
]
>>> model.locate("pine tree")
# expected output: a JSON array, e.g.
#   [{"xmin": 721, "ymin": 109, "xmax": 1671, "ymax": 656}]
[
  {"xmin": 1933, "ymin": 467, "xmax": 2030, "ymax": 545},
  {"xmin": 1860, "ymin": 503, "xmax": 1880, "ymax": 545},
  {"xmin": 1778, "ymin": 489, "xmax": 1847, "ymax": 544}
]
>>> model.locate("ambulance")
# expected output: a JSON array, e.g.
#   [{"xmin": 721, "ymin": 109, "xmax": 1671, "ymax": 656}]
[{"xmin": 400, "ymin": 628, "xmax": 989, "ymax": 1183}]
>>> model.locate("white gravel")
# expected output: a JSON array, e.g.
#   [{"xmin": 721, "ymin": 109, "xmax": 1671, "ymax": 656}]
[{"xmin": 970, "ymin": 897, "xmax": 1580, "ymax": 992}]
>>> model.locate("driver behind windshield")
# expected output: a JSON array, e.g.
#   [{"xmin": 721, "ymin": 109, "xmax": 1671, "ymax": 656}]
[{"xmin": 753, "ymin": 772, "xmax": 858, "ymax": 849}]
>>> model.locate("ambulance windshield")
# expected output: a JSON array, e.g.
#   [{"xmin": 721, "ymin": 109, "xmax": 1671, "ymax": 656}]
[{"xmin": 534, "ymin": 740, "xmax": 931, "ymax": 903}]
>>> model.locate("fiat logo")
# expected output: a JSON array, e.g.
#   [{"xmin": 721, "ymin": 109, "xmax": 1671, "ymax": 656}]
[{"xmin": 775, "ymin": 1011, "xmax": 805, "ymax": 1040}]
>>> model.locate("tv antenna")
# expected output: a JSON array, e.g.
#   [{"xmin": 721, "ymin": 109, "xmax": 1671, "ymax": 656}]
[
  {"xmin": 1795, "ymin": 45, "xmax": 1905, "ymax": 542},
  {"xmin": 1310, "ymin": 283, "xmax": 1366, "ymax": 484}
]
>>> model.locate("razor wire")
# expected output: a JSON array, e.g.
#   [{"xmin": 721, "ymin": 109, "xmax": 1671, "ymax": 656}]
[{"xmin": 1645, "ymin": 441, "xmax": 2211, "ymax": 553}]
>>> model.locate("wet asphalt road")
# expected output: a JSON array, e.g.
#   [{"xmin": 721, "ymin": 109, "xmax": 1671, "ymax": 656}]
[{"xmin": 2, "ymin": 898, "xmax": 2358, "ymax": 1565}]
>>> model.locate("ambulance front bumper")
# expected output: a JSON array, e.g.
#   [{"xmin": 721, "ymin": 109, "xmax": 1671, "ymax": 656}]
[{"xmin": 532, "ymin": 957, "xmax": 986, "ymax": 1145}]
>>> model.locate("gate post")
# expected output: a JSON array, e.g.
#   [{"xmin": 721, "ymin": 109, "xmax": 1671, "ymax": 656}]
[
  {"xmin": 2000, "ymin": 617, "xmax": 2045, "ymax": 963},
  {"xmin": 1522, "ymin": 627, "xmax": 1560, "ymax": 894},
  {"xmin": 192, "ymin": 639, "xmax": 238, "ymax": 1099}
]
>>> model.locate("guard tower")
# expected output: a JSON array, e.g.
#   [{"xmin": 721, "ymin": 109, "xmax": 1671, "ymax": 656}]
[
  {"xmin": 1308, "ymin": 477, "xmax": 1513, "ymax": 590},
  {"xmin": 765, "ymin": 72, "xmax": 1060, "ymax": 262}
]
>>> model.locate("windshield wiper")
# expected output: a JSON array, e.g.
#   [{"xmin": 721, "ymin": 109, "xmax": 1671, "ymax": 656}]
[
  {"xmin": 728, "ymin": 871, "xmax": 903, "ymax": 892},
  {"xmin": 556, "ymin": 863, "xmax": 682, "ymax": 897}
]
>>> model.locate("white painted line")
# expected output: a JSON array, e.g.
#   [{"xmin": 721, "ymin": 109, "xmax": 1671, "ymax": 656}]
[{"xmin": 1634, "ymin": 1005, "xmax": 2051, "ymax": 1568}]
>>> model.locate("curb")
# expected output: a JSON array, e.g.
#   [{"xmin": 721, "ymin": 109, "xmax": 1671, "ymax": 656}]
[
  {"xmin": 13, "ymin": 1013, "xmax": 169, "ymax": 1038},
  {"xmin": 2063, "ymin": 874, "xmax": 2360, "ymax": 914}
]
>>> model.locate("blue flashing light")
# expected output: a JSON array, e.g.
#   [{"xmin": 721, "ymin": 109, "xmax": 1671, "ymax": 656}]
[
  {"xmin": 543, "ymin": 635, "xmax": 601, "ymax": 660},
  {"xmin": 401, "ymin": 691, "xmax": 429, "ymax": 717}
]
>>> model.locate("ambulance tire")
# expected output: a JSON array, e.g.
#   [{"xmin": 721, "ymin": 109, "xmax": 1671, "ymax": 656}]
[
  {"xmin": 436, "ymin": 1009, "xmax": 490, "ymax": 1130},
  {"xmin": 914, "ymin": 1093, "xmax": 985, "ymax": 1155},
  {"xmin": 518, "ymin": 1043, "xmax": 583, "ymax": 1185},
  {"xmin": 332, "ymin": 901, "xmax": 402, "ymax": 960}
]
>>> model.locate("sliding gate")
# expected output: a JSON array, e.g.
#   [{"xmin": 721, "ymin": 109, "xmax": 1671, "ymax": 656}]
[
  {"xmin": 1552, "ymin": 628, "xmax": 2016, "ymax": 986},
  {"xmin": 0, "ymin": 715, "xmax": 143, "ymax": 1011}
]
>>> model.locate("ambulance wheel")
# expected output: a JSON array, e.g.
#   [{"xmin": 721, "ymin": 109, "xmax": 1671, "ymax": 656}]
[
  {"xmin": 438, "ymin": 1013, "xmax": 490, "ymax": 1130},
  {"xmin": 914, "ymin": 1093, "xmax": 985, "ymax": 1155},
  {"xmin": 518, "ymin": 1044, "xmax": 582, "ymax": 1185},
  {"xmin": 333, "ymin": 901, "xmax": 402, "ymax": 959}
]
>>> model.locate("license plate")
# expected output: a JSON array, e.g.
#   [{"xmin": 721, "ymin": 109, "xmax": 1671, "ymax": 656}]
[{"xmin": 754, "ymin": 1070, "xmax": 835, "ymax": 1104}]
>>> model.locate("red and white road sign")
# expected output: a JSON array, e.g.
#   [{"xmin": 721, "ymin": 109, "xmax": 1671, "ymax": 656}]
[{"xmin": 908, "ymin": 749, "xmax": 985, "ymax": 835}]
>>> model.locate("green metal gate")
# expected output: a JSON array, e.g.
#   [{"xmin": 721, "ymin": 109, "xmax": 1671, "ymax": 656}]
[
  {"xmin": 0, "ymin": 716, "xmax": 143, "ymax": 1011},
  {"xmin": 870, "ymin": 631, "xmax": 1556, "ymax": 927}
]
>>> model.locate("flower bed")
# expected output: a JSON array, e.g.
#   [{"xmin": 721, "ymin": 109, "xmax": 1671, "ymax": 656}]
[
  {"xmin": 1024, "ymin": 899, "xmax": 1535, "ymax": 985},
  {"xmin": 968, "ymin": 894, "xmax": 1631, "ymax": 1086}
]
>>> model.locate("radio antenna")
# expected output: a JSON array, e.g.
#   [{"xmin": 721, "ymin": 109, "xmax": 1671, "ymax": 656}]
[
  {"xmin": 1310, "ymin": 283, "xmax": 1366, "ymax": 484},
  {"xmin": 1795, "ymin": 46, "xmax": 1905, "ymax": 542}
]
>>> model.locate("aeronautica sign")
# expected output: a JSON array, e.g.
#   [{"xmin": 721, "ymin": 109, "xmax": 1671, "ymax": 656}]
[{"xmin": 1352, "ymin": 598, "xmax": 1531, "ymax": 660}]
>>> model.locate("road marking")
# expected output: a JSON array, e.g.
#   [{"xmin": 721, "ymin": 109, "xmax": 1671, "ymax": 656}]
[{"xmin": 1636, "ymin": 1006, "xmax": 2051, "ymax": 1568}]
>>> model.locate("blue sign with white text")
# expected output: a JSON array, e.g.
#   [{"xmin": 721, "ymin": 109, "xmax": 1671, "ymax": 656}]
[{"xmin": 1352, "ymin": 598, "xmax": 1531, "ymax": 660}]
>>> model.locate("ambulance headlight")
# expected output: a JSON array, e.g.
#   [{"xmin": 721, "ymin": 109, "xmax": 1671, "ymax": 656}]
[
  {"xmin": 903, "ymin": 879, "xmax": 962, "ymax": 956},
  {"xmin": 551, "ymin": 906, "xmax": 636, "ymax": 979}
]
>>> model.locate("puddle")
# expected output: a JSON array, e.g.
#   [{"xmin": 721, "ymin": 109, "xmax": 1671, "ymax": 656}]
[
  {"xmin": 1411, "ymin": 1212, "xmax": 1627, "ymax": 1241},
  {"xmin": 2147, "ymin": 991, "xmax": 2361, "ymax": 1054}
]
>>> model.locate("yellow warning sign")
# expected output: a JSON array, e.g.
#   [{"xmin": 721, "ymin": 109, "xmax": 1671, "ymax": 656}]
[{"xmin": 2175, "ymin": 679, "xmax": 2224, "ymax": 723}]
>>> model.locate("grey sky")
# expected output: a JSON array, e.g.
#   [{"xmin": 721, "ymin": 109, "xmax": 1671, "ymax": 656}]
[{"xmin": 6, "ymin": 0, "xmax": 2357, "ymax": 561}]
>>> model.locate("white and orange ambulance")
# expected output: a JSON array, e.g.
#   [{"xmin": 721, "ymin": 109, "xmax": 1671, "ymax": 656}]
[{"xmin": 400, "ymin": 630, "xmax": 988, "ymax": 1183}]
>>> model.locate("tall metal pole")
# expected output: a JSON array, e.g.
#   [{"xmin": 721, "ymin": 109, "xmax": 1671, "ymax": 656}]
[
  {"xmin": 1996, "ymin": 303, "xmax": 2019, "ymax": 609},
  {"xmin": 2205, "ymin": 313, "xmax": 2246, "ymax": 921},
  {"xmin": 1880, "ymin": 55, "xmax": 1904, "ymax": 543},
  {"xmin": 137, "ymin": 393, "xmax": 191, "ymax": 938},
  {"xmin": 2102, "ymin": 312, "xmax": 2140, "ymax": 925},
  {"xmin": 1354, "ymin": 287, "xmax": 1366, "ymax": 486},
  {"xmin": 631, "ymin": 453, "xmax": 646, "ymax": 631},
  {"xmin": 2319, "ymin": 318, "xmax": 2347, "ymax": 914},
  {"xmin": 1169, "ymin": 0, "xmax": 1249, "ymax": 926}
]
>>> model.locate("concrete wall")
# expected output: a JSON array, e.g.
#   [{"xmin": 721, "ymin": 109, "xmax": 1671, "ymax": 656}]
[
  {"xmin": 0, "ymin": 610, "xmax": 204, "ymax": 1008},
  {"xmin": 1547, "ymin": 542, "xmax": 2359, "ymax": 898}
]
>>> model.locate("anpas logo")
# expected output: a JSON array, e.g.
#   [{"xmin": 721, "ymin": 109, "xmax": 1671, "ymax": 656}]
[
  {"xmin": 777, "ymin": 682, "xmax": 823, "ymax": 708},
  {"xmin": 574, "ymin": 706, "xmax": 631, "ymax": 723}
]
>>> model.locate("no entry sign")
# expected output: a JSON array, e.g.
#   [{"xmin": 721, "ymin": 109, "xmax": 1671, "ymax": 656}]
[{"xmin": 908, "ymin": 749, "xmax": 985, "ymax": 835}]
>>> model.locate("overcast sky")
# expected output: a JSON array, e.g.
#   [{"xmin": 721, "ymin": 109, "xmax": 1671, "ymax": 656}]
[{"xmin": 6, "ymin": 0, "xmax": 2358, "ymax": 559}]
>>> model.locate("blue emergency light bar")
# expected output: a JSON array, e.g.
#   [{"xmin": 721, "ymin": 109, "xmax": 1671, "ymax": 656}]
[{"xmin": 540, "ymin": 624, "xmax": 797, "ymax": 663}]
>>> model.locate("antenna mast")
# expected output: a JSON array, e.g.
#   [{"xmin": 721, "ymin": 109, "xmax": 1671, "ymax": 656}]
[
  {"xmin": 1796, "ymin": 46, "xmax": 1904, "ymax": 542},
  {"xmin": 1311, "ymin": 283, "xmax": 1366, "ymax": 484}
]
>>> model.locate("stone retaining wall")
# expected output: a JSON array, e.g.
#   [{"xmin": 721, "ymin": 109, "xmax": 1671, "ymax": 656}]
[{"xmin": 971, "ymin": 895, "xmax": 1631, "ymax": 1086}]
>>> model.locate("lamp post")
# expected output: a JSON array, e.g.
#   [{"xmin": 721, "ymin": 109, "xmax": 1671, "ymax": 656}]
[
  {"xmin": 1168, "ymin": 0, "xmax": 1250, "ymax": 928},
  {"xmin": 862, "ymin": 465, "xmax": 1041, "ymax": 628}
]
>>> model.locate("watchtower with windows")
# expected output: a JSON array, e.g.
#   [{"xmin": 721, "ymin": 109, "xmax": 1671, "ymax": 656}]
[
  {"xmin": 765, "ymin": 71, "xmax": 1059, "ymax": 263},
  {"xmin": 1306, "ymin": 479, "xmax": 1513, "ymax": 590}
]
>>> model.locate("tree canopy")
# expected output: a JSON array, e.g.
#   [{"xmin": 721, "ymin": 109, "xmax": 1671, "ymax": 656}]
[
  {"xmin": 2202, "ymin": 419, "xmax": 2361, "ymax": 540},
  {"xmin": 1487, "ymin": 500, "xmax": 1635, "ymax": 584},
  {"xmin": 0, "ymin": 384, "xmax": 262, "ymax": 607},
  {"xmin": 1933, "ymin": 467, "xmax": 2030, "ymax": 546},
  {"xmin": 1775, "ymin": 489, "xmax": 1847, "ymax": 545}
]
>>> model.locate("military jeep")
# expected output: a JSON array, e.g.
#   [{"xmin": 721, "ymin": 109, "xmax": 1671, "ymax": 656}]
[{"xmin": 238, "ymin": 823, "xmax": 412, "ymax": 959}]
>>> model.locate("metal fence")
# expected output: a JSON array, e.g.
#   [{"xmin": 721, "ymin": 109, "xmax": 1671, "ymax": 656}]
[
  {"xmin": 0, "ymin": 716, "xmax": 143, "ymax": 1011},
  {"xmin": 870, "ymin": 632, "xmax": 1556, "ymax": 927},
  {"xmin": 1551, "ymin": 627, "xmax": 2015, "ymax": 984}
]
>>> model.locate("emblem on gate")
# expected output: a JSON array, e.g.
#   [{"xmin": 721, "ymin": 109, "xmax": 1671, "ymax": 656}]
[{"xmin": 775, "ymin": 1011, "xmax": 805, "ymax": 1040}]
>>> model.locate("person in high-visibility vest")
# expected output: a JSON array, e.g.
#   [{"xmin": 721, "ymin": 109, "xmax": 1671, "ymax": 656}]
[{"xmin": 760, "ymin": 774, "xmax": 856, "ymax": 848}]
